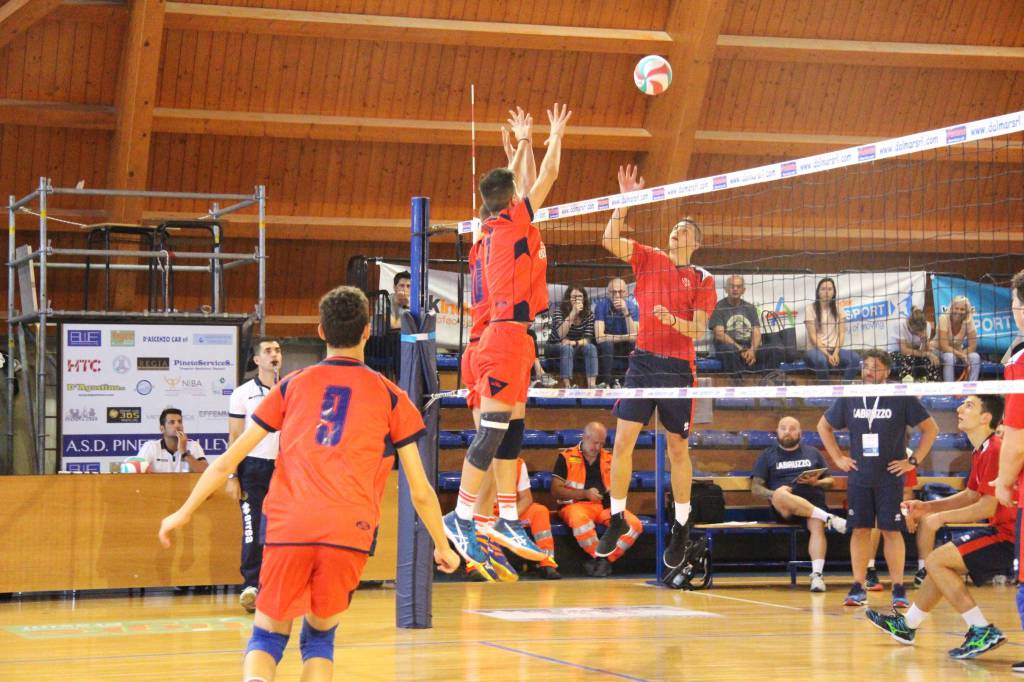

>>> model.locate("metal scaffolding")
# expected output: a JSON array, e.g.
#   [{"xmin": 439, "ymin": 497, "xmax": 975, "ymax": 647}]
[{"xmin": 6, "ymin": 178, "xmax": 267, "ymax": 473}]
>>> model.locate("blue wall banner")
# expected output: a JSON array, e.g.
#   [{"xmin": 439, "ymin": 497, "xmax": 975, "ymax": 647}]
[{"xmin": 931, "ymin": 275, "xmax": 1018, "ymax": 355}]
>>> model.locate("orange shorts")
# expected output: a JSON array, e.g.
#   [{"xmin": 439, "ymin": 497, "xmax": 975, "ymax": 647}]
[
  {"xmin": 461, "ymin": 342, "xmax": 480, "ymax": 411},
  {"xmin": 256, "ymin": 544, "xmax": 369, "ymax": 621},
  {"xmin": 475, "ymin": 323, "xmax": 534, "ymax": 406}
]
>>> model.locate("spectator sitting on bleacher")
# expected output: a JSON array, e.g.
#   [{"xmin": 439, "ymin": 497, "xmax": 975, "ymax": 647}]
[
  {"xmin": 513, "ymin": 458, "xmax": 561, "ymax": 579},
  {"xmin": 866, "ymin": 394, "xmax": 1010, "ymax": 659},
  {"xmin": 710, "ymin": 275, "xmax": 781, "ymax": 379},
  {"xmin": 389, "ymin": 270, "xmax": 411, "ymax": 330},
  {"xmin": 889, "ymin": 307, "xmax": 941, "ymax": 383},
  {"xmin": 804, "ymin": 277, "xmax": 861, "ymax": 382},
  {"xmin": 546, "ymin": 287, "xmax": 599, "ymax": 388},
  {"xmin": 902, "ymin": 395, "xmax": 1009, "ymax": 588},
  {"xmin": 751, "ymin": 416, "xmax": 847, "ymax": 593},
  {"xmin": 938, "ymin": 295, "xmax": 981, "ymax": 382},
  {"xmin": 594, "ymin": 277, "xmax": 639, "ymax": 387},
  {"xmin": 551, "ymin": 422, "xmax": 642, "ymax": 577}
]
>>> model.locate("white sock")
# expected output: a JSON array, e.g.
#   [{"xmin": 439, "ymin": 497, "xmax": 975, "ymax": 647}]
[
  {"xmin": 918, "ymin": 559, "xmax": 926, "ymax": 571},
  {"xmin": 810, "ymin": 508, "xmax": 829, "ymax": 522},
  {"xmin": 961, "ymin": 606, "xmax": 989, "ymax": 628},
  {"xmin": 867, "ymin": 559, "xmax": 876, "ymax": 570},
  {"xmin": 455, "ymin": 487, "xmax": 477, "ymax": 521},
  {"xmin": 610, "ymin": 496, "xmax": 627, "ymax": 515},
  {"xmin": 674, "ymin": 502, "xmax": 691, "ymax": 526},
  {"xmin": 904, "ymin": 604, "xmax": 928, "ymax": 629},
  {"xmin": 811, "ymin": 559, "xmax": 825, "ymax": 574}
]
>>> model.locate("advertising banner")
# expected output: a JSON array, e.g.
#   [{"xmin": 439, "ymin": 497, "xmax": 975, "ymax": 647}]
[
  {"xmin": 60, "ymin": 323, "xmax": 238, "ymax": 473},
  {"xmin": 931, "ymin": 274, "xmax": 1019, "ymax": 355}
]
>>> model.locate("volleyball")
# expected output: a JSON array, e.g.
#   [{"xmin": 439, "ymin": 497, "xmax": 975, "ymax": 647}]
[
  {"xmin": 634, "ymin": 55, "xmax": 672, "ymax": 95},
  {"xmin": 119, "ymin": 456, "xmax": 149, "ymax": 474}
]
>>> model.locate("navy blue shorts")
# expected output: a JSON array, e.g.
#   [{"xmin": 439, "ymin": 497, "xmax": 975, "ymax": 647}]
[
  {"xmin": 846, "ymin": 482, "xmax": 904, "ymax": 531},
  {"xmin": 769, "ymin": 486, "xmax": 827, "ymax": 524},
  {"xmin": 612, "ymin": 350, "xmax": 694, "ymax": 437},
  {"xmin": 950, "ymin": 527, "xmax": 1014, "ymax": 586}
]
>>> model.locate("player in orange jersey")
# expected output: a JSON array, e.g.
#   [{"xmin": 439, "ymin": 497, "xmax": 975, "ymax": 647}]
[{"xmin": 160, "ymin": 286, "xmax": 458, "ymax": 682}]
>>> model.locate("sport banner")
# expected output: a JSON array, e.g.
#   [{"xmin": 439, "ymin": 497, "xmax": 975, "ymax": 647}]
[
  {"xmin": 61, "ymin": 323, "xmax": 239, "ymax": 473},
  {"xmin": 931, "ymin": 275, "xmax": 1018, "ymax": 355}
]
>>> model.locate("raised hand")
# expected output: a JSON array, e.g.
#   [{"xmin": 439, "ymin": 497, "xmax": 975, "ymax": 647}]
[
  {"xmin": 501, "ymin": 126, "xmax": 516, "ymax": 163},
  {"xmin": 618, "ymin": 164, "xmax": 646, "ymax": 193},
  {"xmin": 545, "ymin": 102, "xmax": 572, "ymax": 145},
  {"xmin": 507, "ymin": 106, "xmax": 532, "ymax": 142}
]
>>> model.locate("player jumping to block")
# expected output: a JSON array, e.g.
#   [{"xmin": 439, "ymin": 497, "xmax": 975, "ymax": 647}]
[
  {"xmin": 159, "ymin": 286, "xmax": 459, "ymax": 682},
  {"xmin": 443, "ymin": 102, "xmax": 572, "ymax": 567},
  {"xmin": 594, "ymin": 165, "xmax": 717, "ymax": 569}
]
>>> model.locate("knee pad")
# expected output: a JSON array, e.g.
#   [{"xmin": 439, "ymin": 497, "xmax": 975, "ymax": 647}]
[
  {"xmin": 299, "ymin": 619, "xmax": 338, "ymax": 662},
  {"xmin": 245, "ymin": 625, "xmax": 289, "ymax": 664},
  {"xmin": 465, "ymin": 412, "xmax": 510, "ymax": 471},
  {"xmin": 495, "ymin": 419, "xmax": 525, "ymax": 460}
]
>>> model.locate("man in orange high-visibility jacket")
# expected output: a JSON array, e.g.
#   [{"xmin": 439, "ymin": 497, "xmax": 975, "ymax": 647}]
[
  {"xmin": 551, "ymin": 421, "xmax": 643, "ymax": 576},
  {"xmin": 513, "ymin": 458, "xmax": 561, "ymax": 579}
]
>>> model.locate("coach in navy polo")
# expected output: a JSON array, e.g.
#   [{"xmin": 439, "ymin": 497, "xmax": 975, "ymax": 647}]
[{"xmin": 818, "ymin": 349, "xmax": 939, "ymax": 610}]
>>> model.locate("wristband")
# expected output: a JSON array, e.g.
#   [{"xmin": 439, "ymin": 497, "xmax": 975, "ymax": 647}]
[{"xmin": 516, "ymin": 138, "xmax": 529, "ymax": 144}]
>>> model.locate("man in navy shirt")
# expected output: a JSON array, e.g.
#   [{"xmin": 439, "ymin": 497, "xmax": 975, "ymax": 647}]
[
  {"xmin": 818, "ymin": 349, "xmax": 939, "ymax": 610},
  {"xmin": 752, "ymin": 416, "xmax": 847, "ymax": 592},
  {"xmin": 593, "ymin": 277, "xmax": 639, "ymax": 386}
]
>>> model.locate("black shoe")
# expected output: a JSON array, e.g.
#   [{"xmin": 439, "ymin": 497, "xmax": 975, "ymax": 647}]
[
  {"xmin": 583, "ymin": 559, "xmax": 598, "ymax": 576},
  {"xmin": 664, "ymin": 521, "xmax": 690, "ymax": 569},
  {"xmin": 594, "ymin": 513, "xmax": 629, "ymax": 557},
  {"xmin": 538, "ymin": 565, "xmax": 562, "ymax": 580},
  {"xmin": 592, "ymin": 558, "xmax": 612, "ymax": 577}
]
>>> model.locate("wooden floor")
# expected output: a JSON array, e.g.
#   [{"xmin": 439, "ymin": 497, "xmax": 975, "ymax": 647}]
[{"xmin": 1, "ymin": 576, "xmax": 1023, "ymax": 681}]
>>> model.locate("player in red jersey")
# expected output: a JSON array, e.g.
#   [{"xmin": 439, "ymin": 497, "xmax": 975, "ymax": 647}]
[
  {"xmin": 993, "ymin": 269, "xmax": 1024, "ymax": 674},
  {"xmin": 595, "ymin": 164, "xmax": 717, "ymax": 570},
  {"xmin": 159, "ymin": 286, "xmax": 458, "ymax": 682},
  {"xmin": 443, "ymin": 103, "xmax": 572, "ymax": 567},
  {"xmin": 867, "ymin": 394, "xmax": 1010, "ymax": 659}
]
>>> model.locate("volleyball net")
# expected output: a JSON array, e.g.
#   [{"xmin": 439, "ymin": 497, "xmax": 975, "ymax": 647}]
[{"xmin": 438, "ymin": 109, "xmax": 1024, "ymax": 401}]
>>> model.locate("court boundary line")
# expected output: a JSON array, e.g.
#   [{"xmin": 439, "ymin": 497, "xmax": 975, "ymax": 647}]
[{"xmin": 479, "ymin": 641, "xmax": 653, "ymax": 682}]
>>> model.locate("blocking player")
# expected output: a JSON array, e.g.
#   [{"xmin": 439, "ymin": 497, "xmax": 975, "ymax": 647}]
[
  {"xmin": 992, "ymin": 268, "xmax": 1024, "ymax": 675},
  {"xmin": 866, "ymin": 394, "xmax": 1009, "ymax": 660},
  {"xmin": 443, "ymin": 102, "xmax": 571, "ymax": 567},
  {"xmin": 595, "ymin": 164, "xmax": 717, "ymax": 569},
  {"xmin": 159, "ymin": 286, "xmax": 459, "ymax": 682},
  {"xmin": 226, "ymin": 337, "xmax": 283, "ymax": 613}
]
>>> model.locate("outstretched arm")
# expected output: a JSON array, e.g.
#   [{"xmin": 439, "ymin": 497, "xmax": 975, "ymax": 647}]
[
  {"xmin": 527, "ymin": 102, "xmax": 572, "ymax": 210},
  {"xmin": 505, "ymin": 107, "xmax": 536, "ymax": 198},
  {"xmin": 602, "ymin": 164, "xmax": 642, "ymax": 262}
]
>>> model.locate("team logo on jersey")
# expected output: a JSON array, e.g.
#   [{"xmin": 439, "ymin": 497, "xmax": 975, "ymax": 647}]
[
  {"xmin": 356, "ymin": 520, "xmax": 371, "ymax": 531},
  {"xmin": 487, "ymin": 377, "xmax": 509, "ymax": 396}
]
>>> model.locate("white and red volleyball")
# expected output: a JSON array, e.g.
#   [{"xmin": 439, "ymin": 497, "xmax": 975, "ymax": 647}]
[{"xmin": 633, "ymin": 55, "xmax": 672, "ymax": 95}]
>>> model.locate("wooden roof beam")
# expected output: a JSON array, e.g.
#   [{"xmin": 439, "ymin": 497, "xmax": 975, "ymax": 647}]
[
  {"xmin": 716, "ymin": 35, "xmax": 1024, "ymax": 71},
  {"xmin": 641, "ymin": 0, "xmax": 728, "ymax": 185},
  {"xmin": 162, "ymin": 2, "xmax": 671, "ymax": 54},
  {"xmin": 0, "ymin": 0, "xmax": 63, "ymax": 49}
]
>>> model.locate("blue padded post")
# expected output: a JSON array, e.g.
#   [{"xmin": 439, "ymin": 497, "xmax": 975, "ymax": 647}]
[{"xmin": 655, "ymin": 431, "xmax": 667, "ymax": 581}]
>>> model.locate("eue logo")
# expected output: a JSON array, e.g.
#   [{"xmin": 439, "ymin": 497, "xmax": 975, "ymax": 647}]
[{"xmin": 487, "ymin": 377, "xmax": 509, "ymax": 396}]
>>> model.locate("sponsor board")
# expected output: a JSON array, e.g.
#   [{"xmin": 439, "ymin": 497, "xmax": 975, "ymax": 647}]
[
  {"xmin": 110, "ymin": 330, "xmax": 135, "ymax": 347},
  {"xmin": 67, "ymin": 329, "xmax": 101, "ymax": 347},
  {"xmin": 106, "ymin": 407, "xmax": 141, "ymax": 424},
  {"xmin": 137, "ymin": 357, "xmax": 170, "ymax": 370}
]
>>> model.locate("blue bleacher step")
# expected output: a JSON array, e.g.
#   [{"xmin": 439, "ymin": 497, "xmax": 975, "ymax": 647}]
[
  {"xmin": 437, "ymin": 354, "xmax": 460, "ymax": 370},
  {"xmin": 440, "ymin": 395, "xmax": 467, "ymax": 408}
]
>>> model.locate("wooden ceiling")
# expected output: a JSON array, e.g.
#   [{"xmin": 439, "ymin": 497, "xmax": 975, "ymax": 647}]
[{"xmin": 1, "ymin": 0, "xmax": 1022, "ymax": 323}]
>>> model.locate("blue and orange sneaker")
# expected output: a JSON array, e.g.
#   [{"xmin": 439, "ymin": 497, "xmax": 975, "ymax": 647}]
[
  {"xmin": 443, "ymin": 511, "xmax": 490, "ymax": 580},
  {"xmin": 479, "ymin": 533, "xmax": 518, "ymax": 583},
  {"xmin": 486, "ymin": 518, "xmax": 546, "ymax": 562},
  {"xmin": 892, "ymin": 584, "xmax": 910, "ymax": 609}
]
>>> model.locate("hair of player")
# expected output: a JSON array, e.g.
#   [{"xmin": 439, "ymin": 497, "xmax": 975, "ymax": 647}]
[
  {"xmin": 251, "ymin": 336, "xmax": 280, "ymax": 358},
  {"xmin": 907, "ymin": 307, "xmax": 928, "ymax": 334},
  {"xmin": 559, "ymin": 286, "xmax": 592, "ymax": 319},
  {"xmin": 319, "ymin": 285, "xmax": 370, "ymax": 349},
  {"xmin": 393, "ymin": 270, "xmax": 411, "ymax": 287},
  {"xmin": 159, "ymin": 407, "xmax": 182, "ymax": 426},
  {"xmin": 1012, "ymin": 269, "xmax": 1024, "ymax": 303},
  {"xmin": 479, "ymin": 167, "xmax": 516, "ymax": 214},
  {"xmin": 977, "ymin": 394, "xmax": 1005, "ymax": 430},
  {"xmin": 861, "ymin": 347, "xmax": 892, "ymax": 369},
  {"xmin": 812, "ymin": 277, "xmax": 839, "ymax": 333}
]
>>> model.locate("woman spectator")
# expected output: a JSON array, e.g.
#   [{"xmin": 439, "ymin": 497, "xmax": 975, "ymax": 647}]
[
  {"xmin": 889, "ymin": 307, "xmax": 941, "ymax": 382},
  {"xmin": 938, "ymin": 295, "xmax": 980, "ymax": 381},
  {"xmin": 804, "ymin": 277, "xmax": 861, "ymax": 382},
  {"xmin": 547, "ymin": 287, "xmax": 599, "ymax": 388}
]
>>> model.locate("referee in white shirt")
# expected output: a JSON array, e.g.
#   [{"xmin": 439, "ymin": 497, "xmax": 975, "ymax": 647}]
[{"xmin": 225, "ymin": 337, "xmax": 282, "ymax": 613}]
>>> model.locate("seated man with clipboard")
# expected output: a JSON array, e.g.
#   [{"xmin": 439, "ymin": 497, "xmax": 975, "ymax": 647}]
[{"xmin": 751, "ymin": 416, "xmax": 847, "ymax": 592}]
